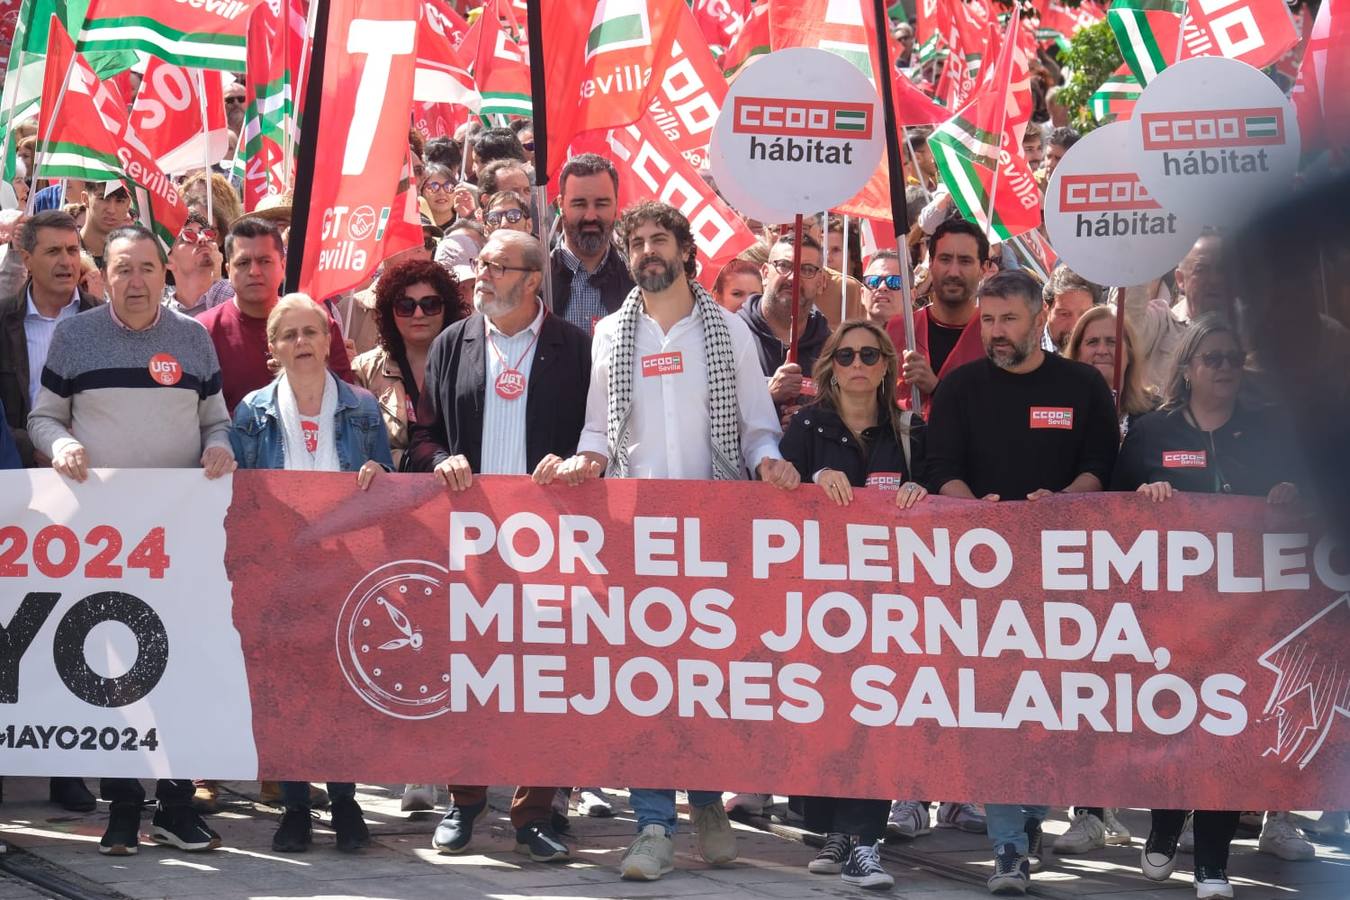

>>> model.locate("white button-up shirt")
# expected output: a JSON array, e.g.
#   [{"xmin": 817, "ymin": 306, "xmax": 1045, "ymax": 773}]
[
  {"xmin": 480, "ymin": 300, "xmax": 546, "ymax": 475},
  {"xmin": 578, "ymin": 303, "xmax": 783, "ymax": 479},
  {"xmin": 24, "ymin": 287, "xmax": 81, "ymax": 408}
]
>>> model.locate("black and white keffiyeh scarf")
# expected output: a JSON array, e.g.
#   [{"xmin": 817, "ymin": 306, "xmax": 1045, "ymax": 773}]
[{"xmin": 605, "ymin": 281, "xmax": 742, "ymax": 480}]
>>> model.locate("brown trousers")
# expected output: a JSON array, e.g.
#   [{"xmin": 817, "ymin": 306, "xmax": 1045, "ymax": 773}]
[{"xmin": 448, "ymin": 785, "xmax": 559, "ymax": 830}]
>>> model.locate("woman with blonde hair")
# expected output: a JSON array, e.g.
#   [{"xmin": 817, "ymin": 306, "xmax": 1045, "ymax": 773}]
[{"xmin": 1067, "ymin": 304, "xmax": 1160, "ymax": 437}]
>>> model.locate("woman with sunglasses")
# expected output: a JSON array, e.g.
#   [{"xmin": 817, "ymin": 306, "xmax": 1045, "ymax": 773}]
[
  {"xmin": 352, "ymin": 259, "xmax": 468, "ymax": 468},
  {"xmin": 420, "ymin": 164, "xmax": 470, "ymax": 229},
  {"xmin": 1112, "ymin": 314, "xmax": 1299, "ymax": 900},
  {"xmin": 484, "ymin": 190, "xmax": 534, "ymax": 236}
]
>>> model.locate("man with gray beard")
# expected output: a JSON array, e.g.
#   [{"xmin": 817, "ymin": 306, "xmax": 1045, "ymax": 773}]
[{"xmin": 921, "ymin": 269, "xmax": 1118, "ymax": 895}]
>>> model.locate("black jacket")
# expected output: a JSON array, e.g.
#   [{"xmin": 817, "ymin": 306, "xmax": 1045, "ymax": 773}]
[
  {"xmin": 1110, "ymin": 404, "xmax": 1296, "ymax": 496},
  {"xmin": 550, "ymin": 243, "xmax": 635, "ymax": 326},
  {"xmin": 737, "ymin": 293, "xmax": 832, "ymax": 381},
  {"xmin": 780, "ymin": 404, "xmax": 926, "ymax": 487},
  {"xmin": 0, "ymin": 281, "xmax": 100, "ymax": 466},
  {"xmin": 405, "ymin": 310, "xmax": 592, "ymax": 474}
]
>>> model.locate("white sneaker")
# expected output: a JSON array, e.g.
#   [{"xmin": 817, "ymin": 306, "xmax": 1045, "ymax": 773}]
[
  {"xmin": 620, "ymin": 824, "xmax": 674, "ymax": 881},
  {"xmin": 1141, "ymin": 828, "xmax": 1180, "ymax": 881},
  {"xmin": 886, "ymin": 800, "xmax": 931, "ymax": 839},
  {"xmin": 724, "ymin": 792, "xmax": 769, "ymax": 818},
  {"xmin": 937, "ymin": 801, "xmax": 986, "ymax": 833},
  {"xmin": 1179, "ymin": 814, "xmax": 1195, "ymax": 854},
  {"xmin": 1194, "ymin": 866, "xmax": 1233, "ymax": 899},
  {"xmin": 400, "ymin": 784, "xmax": 438, "ymax": 812},
  {"xmin": 576, "ymin": 787, "xmax": 614, "ymax": 818},
  {"xmin": 1103, "ymin": 808, "xmax": 1132, "ymax": 845},
  {"xmin": 1258, "ymin": 812, "xmax": 1315, "ymax": 860},
  {"xmin": 1306, "ymin": 810, "xmax": 1349, "ymax": 836},
  {"xmin": 1054, "ymin": 811, "xmax": 1107, "ymax": 854}
]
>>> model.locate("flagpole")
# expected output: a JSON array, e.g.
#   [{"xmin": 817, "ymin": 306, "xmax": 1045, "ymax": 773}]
[
  {"xmin": 788, "ymin": 213, "xmax": 804, "ymax": 364},
  {"xmin": 284, "ymin": 0, "xmax": 331, "ymax": 294},
  {"xmin": 904, "ymin": 131, "xmax": 932, "ymax": 200},
  {"xmin": 982, "ymin": 10, "xmax": 1017, "ymax": 245},
  {"xmin": 28, "ymin": 51, "xmax": 80, "ymax": 216},
  {"xmin": 870, "ymin": 0, "xmax": 921, "ymax": 410},
  {"xmin": 839, "ymin": 214, "xmax": 850, "ymax": 323},
  {"xmin": 1174, "ymin": 2, "xmax": 1188, "ymax": 63},
  {"xmin": 195, "ymin": 69, "xmax": 214, "ymax": 230},
  {"xmin": 289, "ymin": 0, "xmax": 321, "ymax": 189},
  {"xmin": 525, "ymin": 0, "xmax": 554, "ymax": 312},
  {"xmin": 0, "ymin": 47, "xmax": 32, "ymax": 181}
]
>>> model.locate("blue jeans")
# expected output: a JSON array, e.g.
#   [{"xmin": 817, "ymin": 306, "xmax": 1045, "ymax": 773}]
[
  {"xmin": 629, "ymin": 788, "xmax": 722, "ymax": 835},
  {"xmin": 985, "ymin": 803, "xmax": 1049, "ymax": 853},
  {"xmin": 281, "ymin": 781, "xmax": 355, "ymax": 812}
]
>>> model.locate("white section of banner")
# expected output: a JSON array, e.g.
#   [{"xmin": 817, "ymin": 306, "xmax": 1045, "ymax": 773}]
[{"xmin": 0, "ymin": 469, "xmax": 257, "ymax": 779}]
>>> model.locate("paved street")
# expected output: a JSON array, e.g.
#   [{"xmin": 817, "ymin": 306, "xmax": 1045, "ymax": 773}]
[{"xmin": 1, "ymin": 781, "xmax": 1345, "ymax": 899}]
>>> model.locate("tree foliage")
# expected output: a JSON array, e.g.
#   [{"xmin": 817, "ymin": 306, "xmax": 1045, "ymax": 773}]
[{"xmin": 1055, "ymin": 21, "xmax": 1125, "ymax": 134}]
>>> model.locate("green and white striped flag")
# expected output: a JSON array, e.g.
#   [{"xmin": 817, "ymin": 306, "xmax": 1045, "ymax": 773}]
[
  {"xmin": 76, "ymin": 0, "xmax": 252, "ymax": 72},
  {"xmin": 1107, "ymin": 0, "xmax": 1186, "ymax": 85},
  {"xmin": 1090, "ymin": 65, "xmax": 1143, "ymax": 121}
]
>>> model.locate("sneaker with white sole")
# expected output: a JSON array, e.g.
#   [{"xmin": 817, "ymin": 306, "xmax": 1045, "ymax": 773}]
[
  {"xmin": 691, "ymin": 799, "xmax": 737, "ymax": 865},
  {"xmin": 150, "ymin": 805, "xmax": 221, "ymax": 852},
  {"xmin": 725, "ymin": 792, "xmax": 769, "ymax": 818},
  {"xmin": 1054, "ymin": 811, "xmax": 1107, "ymax": 854},
  {"xmin": 1306, "ymin": 810, "xmax": 1348, "ymax": 836},
  {"xmin": 1103, "ymin": 808, "xmax": 1132, "ymax": 845},
  {"xmin": 808, "ymin": 833, "xmax": 852, "ymax": 874},
  {"xmin": 576, "ymin": 787, "xmax": 614, "ymax": 818},
  {"xmin": 1258, "ymin": 812, "xmax": 1315, "ymax": 860},
  {"xmin": 988, "ymin": 842, "xmax": 1030, "ymax": 895},
  {"xmin": 937, "ymin": 802, "xmax": 986, "ymax": 833},
  {"xmin": 1194, "ymin": 865, "xmax": 1234, "ymax": 899},
  {"xmin": 515, "ymin": 821, "xmax": 569, "ymax": 862},
  {"xmin": 99, "ymin": 803, "xmax": 141, "ymax": 856},
  {"xmin": 842, "ymin": 841, "xmax": 894, "ymax": 890},
  {"xmin": 1141, "ymin": 827, "xmax": 1180, "ymax": 881},
  {"xmin": 620, "ymin": 824, "xmax": 674, "ymax": 881},
  {"xmin": 886, "ymin": 800, "xmax": 931, "ymax": 839},
  {"xmin": 401, "ymin": 784, "xmax": 437, "ymax": 813}
]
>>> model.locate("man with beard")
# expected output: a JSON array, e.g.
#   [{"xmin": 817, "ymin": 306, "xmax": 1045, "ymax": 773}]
[
  {"xmin": 548, "ymin": 200, "xmax": 797, "ymax": 881},
  {"xmin": 923, "ymin": 270, "xmax": 1117, "ymax": 895},
  {"xmin": 551, "ymin": 153, "xmax": 635, "ymax": 332},
  {"xmin": 404, "ymin": 229, "xmax": 587, "ymax": 864},
  {"xmin": 1042, "ymin": 265, "xmax": 1102, "ymax": 354},
  {"xmin": 738, "ymin": 233, "xmax": 831, "ymax": 415},
  {"xmin": 887, "ymin": 218, "xmax": 989, "ymax": 414}
]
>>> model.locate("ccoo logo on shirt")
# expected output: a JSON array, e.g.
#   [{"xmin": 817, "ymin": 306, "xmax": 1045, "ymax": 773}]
[{"xmin": 1029, "ymin": 407, "xmax": 1073, "ymax": 430}]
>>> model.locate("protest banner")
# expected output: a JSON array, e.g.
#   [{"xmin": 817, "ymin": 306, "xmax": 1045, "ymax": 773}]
[{"xmin": 2, "ymin": 469, "xmax": 1347, "ymax": 811}]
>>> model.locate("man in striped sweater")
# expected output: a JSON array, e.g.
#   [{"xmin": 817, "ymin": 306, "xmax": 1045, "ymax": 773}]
[{"xmin": 27, "ymin": 223, "xmax": 234, "ymax": 856}]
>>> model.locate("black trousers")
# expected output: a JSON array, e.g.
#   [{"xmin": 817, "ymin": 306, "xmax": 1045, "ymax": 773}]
[
  {"xmin": 1150, "ymin": 809, "xmax": 1239, "ymax": 869},
  {"xmin": 802, "ymin": 796, "xmax": 890, "ymax": 844},
  {"xmin": 100, "ymin": 779, "xmax": 194, "ymax": 807}
]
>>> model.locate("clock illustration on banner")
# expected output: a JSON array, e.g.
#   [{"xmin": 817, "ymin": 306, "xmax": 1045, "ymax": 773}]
[{"xmin": 336, "ymin": 560, "xmax": 451, "ymax": 720}]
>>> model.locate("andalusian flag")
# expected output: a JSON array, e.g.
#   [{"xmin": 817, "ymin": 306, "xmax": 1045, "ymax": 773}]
[
  {"xmin": 1109, "ymin": 0, "xmax": 1297, "ymax": 85},
  {"xmin": 1090, "ymin": 64, "xmax": 1143, "ymax": 121},
  {"xmin": 77, "ymin": 0, "xmax": 255, "ymax": 72},
  {"xmin": 586, "ymin": 0, "xmax": 652, "ymax": 60},
  {"xmin": 471, "ymin": 0, "xmax": 533, "ymax": 117},
  {"xmin": 234, "ymin": 0, "xmax": 305, "ymax": 211},
  {"xmin": 1107, "ymin": 0, "xmax": 1185, "ymax": 85}
]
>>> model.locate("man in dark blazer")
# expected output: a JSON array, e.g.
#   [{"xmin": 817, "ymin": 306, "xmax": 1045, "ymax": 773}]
[
  {"xmin": 0, "ymin": 211, "xmax": 101, "ymax": 468},
  {"xmin": 404, "ymin": 229, "xmax": 589, "ymax": 863}
]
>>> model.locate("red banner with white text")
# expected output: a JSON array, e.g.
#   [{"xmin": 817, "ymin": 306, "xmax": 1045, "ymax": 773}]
[{"xmin": 2, "ymin": 470, "xmax": 1348, "ymax": 810}]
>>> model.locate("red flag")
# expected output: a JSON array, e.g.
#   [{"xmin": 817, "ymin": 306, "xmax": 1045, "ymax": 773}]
[
  {"xmin": 648, "ymin": 1, "xmax": 728, "ymax": 170},
  {"xmin": 692, "ymin": 0, "xmax": 749, "ymax": 50},
  {"xmin": 539, "ymin": 0, "xmax": 685, "ymax": 180},
  {"xmin": 573, "ymin": 114, "xmax": 756, "ymax": 289},
  {"xmin": 425, "ymin": 0, "xmax": 473, "ymax": 48},
  {"xmin": 719, "ymin": 1, "xmax": 770, "ymax": 75},
  {"xmin": 472, "ymin": 0, "xmax": 532, "ymax": 117},
  {"xmin": 239, "ymin": 0, "xmax": 306, "ymax": 212},
  {"xmin": 296, "ymin": 0, "xmax": 420, "ymax": 301},
  {"xmin": 126, "ymin": 60, "xmax": 230, "ymax": 175},
  {"xmin": 1291, "ymin": 0, "xmax": 1350, "ymax": 162}
]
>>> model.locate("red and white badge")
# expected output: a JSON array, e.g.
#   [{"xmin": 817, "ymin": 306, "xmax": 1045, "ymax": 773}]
[
  {"xmin": 866, "ymin": 472, "xmax": 905, "ymax": 490},
  {"xmin": 1029, "ymin": 407, "xmax": 1074, "ymax": 430},
  {"xmin": 495, "ymin": 369, "xmax": 526, "ymax": 399},
  {"xmin": 799, "ymin": 376, "xmax": 818, "ymax": 399},
  {"xmin": 148, "ymin": 353, "xmax": 182, "ymax": 386},
  {"xmin": 1163, "ymin": 450, "xmax": 1208, "ymax": 468},
  {"xmin": 301, "ymin": 420, "xmax": 320, "ymax": 454},
  {"xmin": 641, "ymin": 352, "xmax": 685, "ymax": 377}
]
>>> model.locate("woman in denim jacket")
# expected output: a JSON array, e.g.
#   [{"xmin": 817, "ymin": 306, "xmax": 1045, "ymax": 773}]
[{"xmin": 228, "ymin": 293, "xmax": 392, "ymax": 855}]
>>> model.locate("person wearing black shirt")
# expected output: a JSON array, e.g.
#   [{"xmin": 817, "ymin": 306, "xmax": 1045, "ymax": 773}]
[
  {"xmin": 1113, "ymin": 315, "xmax": 1299, "ymax": 900},
  {"xmin": 923, "ymin": 270, "xmax": 1119, "ymax": 896},
  {"xmin": 741, "ymin": 233, "xmax": 831, "ymax": 418}
]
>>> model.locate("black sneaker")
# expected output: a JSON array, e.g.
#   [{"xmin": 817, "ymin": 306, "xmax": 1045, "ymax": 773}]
[
  {"xmin": 99, "ymin": 803, "xmax": 141, "ymax": 856},
  {"xmin": 1025, "ymin": 819, "xmax": 1045, "ymax": 873},
  {"xmin": 514, "ymin": 821, "xmax": 569, "ymax": 862},
  {"xmin": 150, "ymin": 804, "xmax": 222, "ymax": 851},
  {"xmin": 1195, "ymin": 865, "xmax": 1234, "ymax": 899},
  {"xmin": 841, "ymin": 841, "xmax": 894, "ymax": 890},
  {"xmin": 987, "ymin": 842, "xmax": 1030, "ymax": 895},
  {"xmin": 331, "ymin": 798, "xmax": 371, "ymax": 853},
  {"xmin": 808, "ymin": 833, "xmax": 852, "ymax": 874},
  {"xmin": 432, "ymin": 800, "xmax": 486, "ymax": 854},
  {"xmin": 272, "ymin": 809, "xmax": 313, "ymax": 853},
  {"xmin": 50, "ymin": 777, "xmax": 97, "ymax": 813},
  {"xmin": 1141, "ymin": 828, "xmax": 1180, "ymax": 881}
]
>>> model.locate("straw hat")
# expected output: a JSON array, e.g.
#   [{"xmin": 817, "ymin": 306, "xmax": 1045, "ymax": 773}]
[{"xmin": 234, "ymin": 190, "xmax": 293, "ymax": 227}]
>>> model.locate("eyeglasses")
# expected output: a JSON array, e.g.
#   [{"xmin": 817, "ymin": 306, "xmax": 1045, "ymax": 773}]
[
  {"xmin": 473, "ymin": 258, "xmax": 535, "ymax": 278},
  {"xmin": 1196, "ymin": 350, "xmax": 1245, "ymax": 370},
  {"xmin": 864, "ymin": 274, "xmax": 903, "ymax": 290},
  {"xmin": 522, "ymin": 140, "xmax": 535, "ymax": 152},
  {"xmin": 224, "ymin": 95, "xmax": 245, "ymax": 105},
  {"xmin": 485, "ymin": 208, "xmax": 526, "ymax": 227},
  {"xmin": 832, "ymin": 346, "xmax": 883, "ymax": 367},
  {"xmin": 178, "ymin": 225, "xmax": 218, "ymax": 245},
  {"xmin": 769, "ymin": 258, "xmax": 821, "ymax": 279},
  {"xmin": 422, "ymin": 181, "xmax": 452, "ymax": 193},
  {"xmin": 393, "ymin": 295, "xmax": 446, "ymax": 317}
]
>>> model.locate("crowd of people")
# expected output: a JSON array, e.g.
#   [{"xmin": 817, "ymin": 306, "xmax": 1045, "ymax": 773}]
[{"xmin": 0, "ymin": 44, "xmax": 1346, "ymax": 900}]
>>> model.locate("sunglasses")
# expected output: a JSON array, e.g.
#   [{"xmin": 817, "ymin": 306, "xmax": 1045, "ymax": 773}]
[
  {"xmin": 522, "ymin": 140, "xmax": 534, "ymax": 152},
  {"xmin": 393, "ymin": 295, "xmax": 445, "ymax": 317},
  {"xmin": 422, "ymin": 181, "xmax": 452, "ymax": 193},
  {"xmin": 770, "ymin": 258, "xmax": 821, "ymax": 279},
  {"xmin": 1196, "ymin": 350, "xmax": 1245, "ymax": 369},
  {"xmin": 486, "ymin": 208, "xmax": 526, "ymax": 227},
  {"xmin": 224, "ymin": 96, "xmax": 245, "ymax": 105},
  {"xmin": 864, "ymin": 274, "xmax": 904, "ymax": 290},
  {"xmin": 832, "ymin": 346, "xmax": 883, "ymax": 367},
  {"xmin": 178, "ymin": 225, "xmax": 218, "ymax": 244}
]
